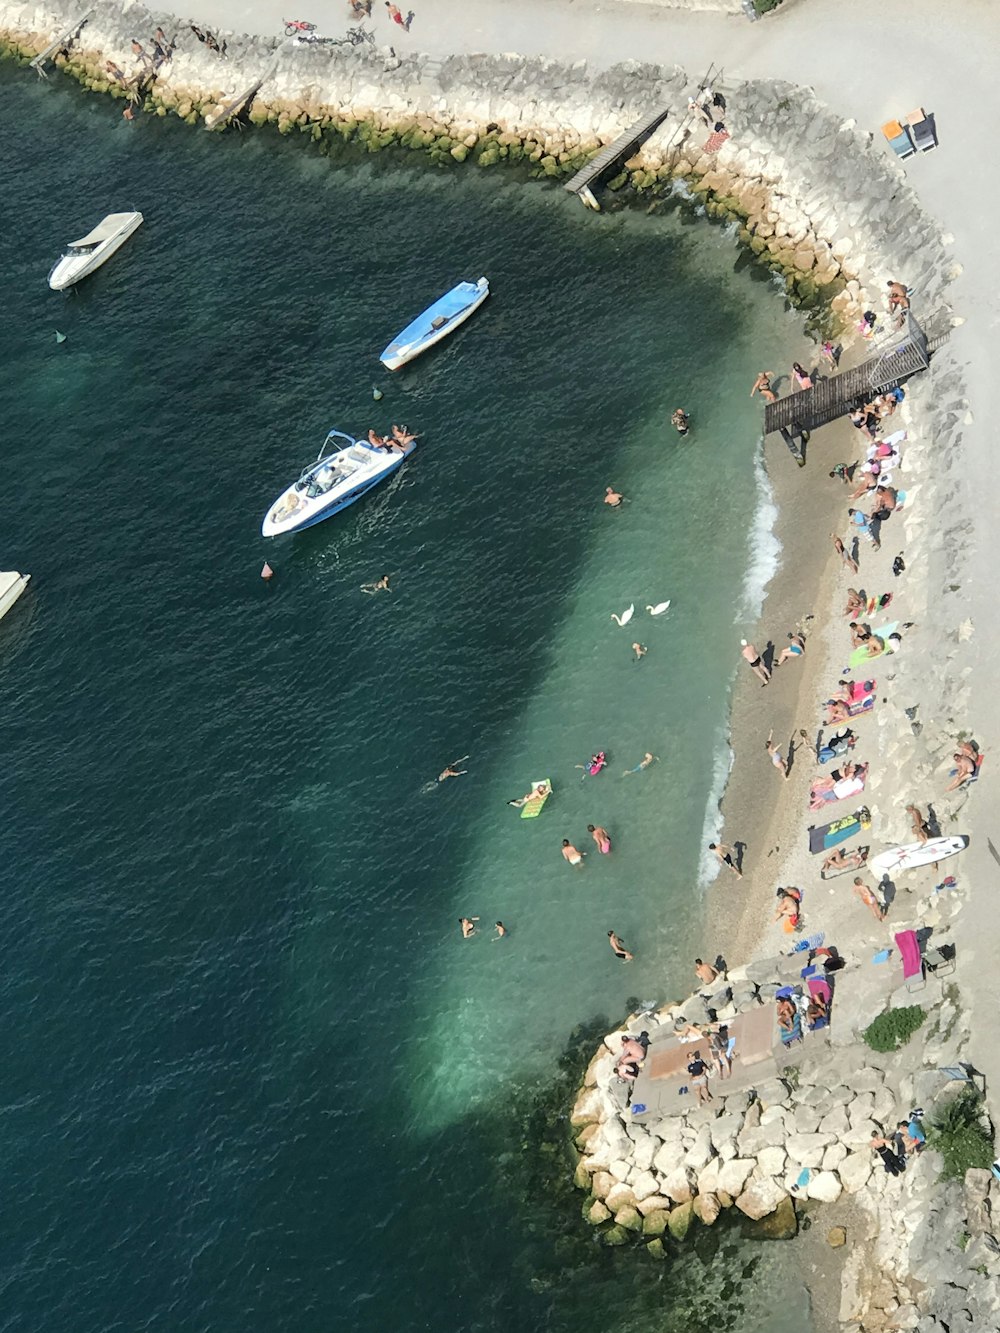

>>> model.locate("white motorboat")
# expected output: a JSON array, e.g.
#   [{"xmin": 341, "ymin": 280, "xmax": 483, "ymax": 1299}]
[
  {"xmin": 261, "ymin": 428, "xmax": 417, "ymax": 537},
  {"xmin": 48, "ymin": 211, "xmax": 144, "ymax": 291},
  {"xmin": 380, "ymin": 277, "xmax": 489, "ymax": 370},
  {"xmin": 0, "ymin": 571, "xmax": 31, "ymax": 623}
]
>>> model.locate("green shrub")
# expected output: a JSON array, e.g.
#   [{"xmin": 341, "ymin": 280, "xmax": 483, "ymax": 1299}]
[
  {"xmin": 928, "ymin": 1087, "xmax": 995, "ymax": 1181},
  {"xmin": 862, "ymin": 1005, "xmax": 926, "ymax": 1052},
  {"xmin": 753, "ymin": 0, "xmax": 783, "ymax": 12}
]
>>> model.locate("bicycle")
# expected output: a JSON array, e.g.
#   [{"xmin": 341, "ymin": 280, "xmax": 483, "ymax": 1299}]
[
  {"xmin": 283, "ymin": 18, "xmax": 317, "ymax": 35},
  {"xmin": 333, "ymin": 24, "xmax": 375, "ymax": 46}
]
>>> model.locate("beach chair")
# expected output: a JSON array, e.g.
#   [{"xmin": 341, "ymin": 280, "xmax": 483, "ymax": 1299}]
[
  {"xmin": 894, "ymin": 929, "xmax": 925, "ymax": 992},
  {"xmin": 906, "ymin": 108, "xmax": 937, "ymax": 152},
  {"xmin": 925, "ymin": 942, "xmax": 956, "ymax": 978},
  {"xmin": 881, "ymin": 119, "xmax": 915, "ymax": 159}
]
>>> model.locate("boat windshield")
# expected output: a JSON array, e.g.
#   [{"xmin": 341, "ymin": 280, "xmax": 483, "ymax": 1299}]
[
  {"xmin": 66, "ymin": 243, "xmax": 98, "ymax": 256},
  {"xmin": 300, "ymin": 463, "xmax": 341, "ymax": 499}
]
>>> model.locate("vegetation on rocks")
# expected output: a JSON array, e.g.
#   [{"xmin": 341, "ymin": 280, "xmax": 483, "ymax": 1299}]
[
  {"xmin": 927, "ymin": 1088, "xmax": 995, "ymax": 1181},
  {"xmin": 862, "ymin": 1006, "xmax": 927, "ymax": 1053}
]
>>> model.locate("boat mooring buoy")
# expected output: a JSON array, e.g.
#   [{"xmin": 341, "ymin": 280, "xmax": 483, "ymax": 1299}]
[
  {"xmin": 372, "ymin": 386, "xmax": 384, "ymax": 401},
  {"xmin": 261, "ymin": 561, "xmax": 274, "ymax": 581},
  {"xmin": 55, "ymin": 331, "xmax": 67, "ymax": 343}
]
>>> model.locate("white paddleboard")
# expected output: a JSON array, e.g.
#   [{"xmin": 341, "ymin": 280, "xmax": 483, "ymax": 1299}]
[{"xmin": 869, "ymin": 835, "xmax": 968, "ymax": 877}]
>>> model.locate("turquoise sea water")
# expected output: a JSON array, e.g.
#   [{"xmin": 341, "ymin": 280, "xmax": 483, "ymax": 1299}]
[{"xmin": 0, "ymin": 67, "xmax": 814, "ymax": 1332}]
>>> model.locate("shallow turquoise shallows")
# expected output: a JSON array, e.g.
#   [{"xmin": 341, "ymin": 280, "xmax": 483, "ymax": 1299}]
[{"xmin": 0, "ymin": 66, "xmax": 814, "ymax": 1333}]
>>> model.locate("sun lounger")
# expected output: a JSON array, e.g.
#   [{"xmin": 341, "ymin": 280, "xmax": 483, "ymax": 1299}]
[
  {"xmin": 906, "ymin": 108, "xmax": 937, "ymax": 152},
  {"xmin": 894, "ymin": 929, "xmax": 925, "ymax": 992},
  {"xmin": 882, "ymin": 119, "xmax": 915, "ymax": 159}
]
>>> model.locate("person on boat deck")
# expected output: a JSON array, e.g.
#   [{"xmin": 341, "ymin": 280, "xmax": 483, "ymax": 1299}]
[
  {"xmin": 391, "ymin": 423, "xmax": 417, "ymax": 444},
  {"xmin": 368, "ymin": 428, "xmax": 392, "ymax": 450}
]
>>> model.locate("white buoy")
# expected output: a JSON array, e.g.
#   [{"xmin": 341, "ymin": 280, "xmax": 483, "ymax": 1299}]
[
  {"xmin": 372, "ymin": 386, "xmax": 384, "ymax": 401},
  {"xmin": 55, "ymin": 331, "xmax": 67, "ymax": 343},
  {"xmin": 261, "ymin": 561, "xmax": 274, "ymax": 581}
]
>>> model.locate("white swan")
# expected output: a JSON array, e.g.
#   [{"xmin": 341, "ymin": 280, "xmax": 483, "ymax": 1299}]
[
  {"xmin": 610, "ymin": 604, "xmax": 635, "ymax": 627},
  {"xmin": 646, "ymin": 601, "xmax": 671, "ymax": 616}
]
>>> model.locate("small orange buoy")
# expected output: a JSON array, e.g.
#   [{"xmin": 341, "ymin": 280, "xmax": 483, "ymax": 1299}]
[{"xmin": 261, "ymin": 561, "xmax": 274, "ymax": 581}]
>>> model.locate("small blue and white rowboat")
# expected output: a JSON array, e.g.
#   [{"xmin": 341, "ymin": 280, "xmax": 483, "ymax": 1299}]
[
  {"xmin": 380, "ymin": 277, "xmax": 489, "ymax": 370},
  {"xmin": 261, "ymin": 429, "xmax": 415, "ymax": 537}
]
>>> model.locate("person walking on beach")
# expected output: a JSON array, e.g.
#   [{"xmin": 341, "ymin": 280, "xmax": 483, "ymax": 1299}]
[
  {"xmin": 562, "ymin": 838, "xmax": 585, "ymax": 867},
  {"xmin": 686, "ymin": 1051, "xmax": 713, "ymax": 1105},
  {"xmin": 385, "ymin": 0, "xmax": 406, "ymax": 26},
  {"xmin": 740, "ymin": 639, "xmax": 770, "ymax": 686},
  {"xmin": 588, "ymin": 824, "xmax": 612, "ymax": 854},
  {"xmin": 766, "ymin": 730, "xmax": 789, "ymax": 780},
  {"xmin": 851, "ymin": 876, "xmax": 886, "ymax": 922},
  {"xmin": 631, "ymin": 642, "xmax": 647, "ymax": 662},
  {"xmin": 438, "ymin": 756, "xmax": 469, "ymax": 782},
  {"xmin": 604, "ymin": 486, "xmax": 624, "ymax": 508},
  {"xmin": 671, "ymin": 408, "xmax": 690, "ymax": 436},
  {"xmin": 750, "ymin": 371, "xmax": 777, "ymax": 403},
  {"xmin": 459, "ymin": 916, "xmax": 479, "ymax": 938},
  {"xmin": 832, "ymin": 533, "xmax": 859, "ymax": 575},
  {"xmin": 708, "ymin": 842, "xmax": 742, "ymax": 879},
  {"xmin": 608, "ymin": 930, "xmax": 633, "ymax": 961}
]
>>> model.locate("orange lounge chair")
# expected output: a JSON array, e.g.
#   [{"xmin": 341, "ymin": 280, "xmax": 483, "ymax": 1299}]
[{"xmin": 882, "ymin": 119, "xmax": 915, "ymax": 159}]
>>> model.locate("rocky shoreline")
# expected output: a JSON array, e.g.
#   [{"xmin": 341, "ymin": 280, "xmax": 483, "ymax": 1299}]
[{"xmin": 0, "ymin": 0, "xmax": 961, "ymax": 334}]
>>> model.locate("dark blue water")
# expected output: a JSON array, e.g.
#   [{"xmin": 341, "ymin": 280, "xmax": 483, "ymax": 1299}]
[{"xmin": 0, "ymin": 67, "xmax": 812, "ymax": 1332}]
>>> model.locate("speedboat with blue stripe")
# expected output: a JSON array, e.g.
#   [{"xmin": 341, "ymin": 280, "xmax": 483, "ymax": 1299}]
[
  {"xmin": 380, "ymin": 277, "xmax": 489, "ymax": 370},
  {"xmin": 261, "ymin": 428, "xmax": 415, "ymax": 537}
]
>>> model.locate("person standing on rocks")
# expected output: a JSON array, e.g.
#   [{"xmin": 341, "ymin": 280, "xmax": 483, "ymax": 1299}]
[
  {"xmin": 686, "ymin": 1051, "xmax": 713, "ymax": 1105},
  {"xmin": 694, "ymin": 958, "xmax": 718, "ymax": 987},
  {"xmin": 851, "ymin": 876, "xmax": 886, "ymax": 922},
  {"xmin": 740, "ymin": 639, "xmax": 770, "ymax": 686},
  {"xmin": 871, "ymin": 1130, "xmax": 906, "ymax": 1176},
  {"xmin": 907, "ymin": 804, "xmax": 931, "ymax": 844}
]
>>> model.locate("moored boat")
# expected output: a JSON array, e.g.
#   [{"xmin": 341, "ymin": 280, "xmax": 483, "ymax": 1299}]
[
  {"xmin": 48, "ymin": 211, "xmax": 144, "ymax": 291},
  {"xmin": 0, "ymin": 570, "xmax": 31, "ymax": 623},
  {"xmin": 261, "ymin": 428, "xmax": 416, "ymax": 537},
  {"xmin": 380, "ymin": 277, "xmax": 489, "ymax": 370}
]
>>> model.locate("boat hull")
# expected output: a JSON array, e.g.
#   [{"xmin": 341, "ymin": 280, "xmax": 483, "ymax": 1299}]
[
  {"xmin": 48, "ymin": 212, "xmax": 144, "ymax": 290},
  {"xmin": 0, "ymin": 571, "xmax": 31, "ymax": 623},
  {"xmin": 262, "ymin": 433, "xmax": 415, "ymax": 537},
  {"xmin": 380, "ymin": 277, "xmax": 489, "ymax": 370}
]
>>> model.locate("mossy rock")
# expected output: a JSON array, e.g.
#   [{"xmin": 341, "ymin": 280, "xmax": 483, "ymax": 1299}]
[
  {"xmin": 310, "ymin": 124, "xmax": 323, "ymax": 142},
  {"xmin": 755, "ymin": 1196, "xmax": 798, "ymax": 1241},
  {"xmin": 573, "ymin": 1160, "xmax": 592, "ymax": 1191},
  {"xmin": 477, "ymin": 148, "xmax": 500, "ymax": 167},
  {"xmin": 528, "ymin": 147, "xmax": 544, "ymax": 163},
  {"xmin": 642, "ymin": 1209, "xmax": 670, "ymax": 1237},
  {"xmin": 434, "ymin": 135, "xmax": 454, "ymax": 152},
  {"xmin": 602, "ymin": 1224, "xmax": 631, "ymax": 1247},
  {"xmin": 249, "ymin": 104, "xmax": 269, "ymax": 127},
  {"xmin": 667, "ymin": 1201, "xmax": 694, "ymax": 1241},
  {"xmin": 155, "ymin": 105, "xmax": 166, "ymax": 117},
  {"xmin": 539, "ymin": 155, "xmax": 560, "ymax": 176},
  {"xmin": 376, "ymin": 130, "xmax": 396, "ymax": 149},
  {"xmin": 450, "ymin": 144, "xmax": 469, "ymax": 163},
  {"xmin": 506, "ymin": 143, "xmax": 525, "ymax": 162},
  {"xmin": 615, "ymin": 1206, "xmax": 642, "ymax": 1233},
  {"xmin": 277, "ymin": 116, "xmax": 293, "ymax": 135},
  {"xmin": 606, "ymin": 171, "xmax": 627, "ymax": 191},
  {"xmin": 583, "ymin": 1196, "xmax": 611, "ymax": 1225},
  {"xmin": 184, "ymin": 112, "xmax": 198, "ymax": 127},
  {"xmin": 645, "ymin": 1238, "xmax": 667, "ymax": 1260}
]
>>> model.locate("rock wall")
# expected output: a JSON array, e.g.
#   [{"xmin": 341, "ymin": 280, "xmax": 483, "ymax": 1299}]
[{"xmin": 0, "ymin": 0, "xmax": 959, "ymax": 334}]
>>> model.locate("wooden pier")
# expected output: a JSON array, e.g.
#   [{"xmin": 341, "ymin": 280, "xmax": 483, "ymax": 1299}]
[
  {"xmin": 204, "ymin": 57, "xmax": 279, "ymax": 130},
  {"xmin": 763, "ymin": 316, "xmax": 949, "ymax": 438},
  {"xmin": 563, "ymin": 105, "xmax": 672, "ymax": 206},
  {"xmin": 30, "ymin": 7, "xmax": 93, "ymax": 77}
]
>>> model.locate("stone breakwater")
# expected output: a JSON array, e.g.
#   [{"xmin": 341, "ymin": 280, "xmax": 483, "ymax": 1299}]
[{"xmin": 0, "ymin": 0, "xmax": 960, "ymax": 332}]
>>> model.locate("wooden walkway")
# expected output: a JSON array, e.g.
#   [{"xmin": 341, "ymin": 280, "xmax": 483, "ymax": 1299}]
[
  {"xmin": 205, "ymin": 57, "xmax": 279, "ymax": 130},
  {"xmin": 763, "ymin": 341, "xmax": 930, "ymax": 435},
  {"xmin": 563, "ymin": 105, "xmax": 671, "ymax": 199},
  {"xmin": 30, "ymin": 7, "xmax": 93, "ymax": 77}
]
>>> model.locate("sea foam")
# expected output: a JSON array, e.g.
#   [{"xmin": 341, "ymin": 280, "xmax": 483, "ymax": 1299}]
[{"xmin": 738, "ymin": 436, "xmax": 782, "ymax": 622}]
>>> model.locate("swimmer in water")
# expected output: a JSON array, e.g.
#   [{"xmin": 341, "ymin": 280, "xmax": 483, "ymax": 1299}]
[
  {"xmin": 438, "ymin": 756, "xmax": 469, "ymax": 782},
  {"xmin": 561, "ymin": 838, "xmax": 585, "ymax": 867},
  {"xmin": 604, "ymin": 486, "xmax": 625, "ymax": 508},
  {"xmin": 588, "ymin": 823, "xmax": 612, "ymax": 854},
  {"xmin": 459, "ymin": 916, "xmax": 479, "ymax": 938},
  {"xmin": 624, "ymin": 752, "xmax": 658, "ymax": 775},
  {"xmin": 608, "ymin": 930, "xmax": 633, "ymax": 962},
  {"xmin": 493, "ymin": 921, "xmax": 508, "ymax": 940},
  {"xmin": 632, "ymin": 642, "xmax": 648, "ymax": 662},
  {"xmin": 361, "ymin": 574, "xmax": 391, "ymax": 594}
]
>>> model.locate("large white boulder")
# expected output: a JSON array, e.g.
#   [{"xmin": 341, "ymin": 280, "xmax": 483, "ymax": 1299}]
[
  {"xmin": 837, "ymin": 1151, "xmax": 873, "ymax": 1194},
  {"xmin": 718, "ymin": 1158, "xmax": 756, "ymax": 1197},
  {"xmin": 652, "ymin": 1139, "xmax": 685, "ymax": 1179},
  {"xmin": 660, "ymin": 1165, "xmax": 697, "ymax": 1204},
  {"xmin": 697, "ymin": 1158, "xmax": 723, "ymax": 1196},
  {"xmin": 604, "ymin": 1182, "xmax": 637, "ymax": 1213},
  {"xmin": 756, "ymin": 1145, "xmax": 787, "ymax": 1179},
  {"xmin": 629, "ymin": 1170, "xmax": 661, "ymax": 1202},
  {"xmin": 822, "ymin": 1143, "xmax": 848, "ymax": 1172},
  {"xmin": 685, "ymin": 1125, "xmax": 715, "ymax": 1172},
  {"xmin": 735, "ymin": 1177, "xmax": 788, "ymax": 1220},
  {"xmin": 806, "ymin": 1170, "xmax": 843, "ymax": 1203},
  {"xmin": 786, "ymin": 1133, "xmax": 832, "ymax": 1167},
  {"xmin": 818, "ymin": 1104, "xmax": 850, "ymax": 1137},
  {"xmin": 631, "ymin": 1130, "xmax": 657, "ymax": 1173}
]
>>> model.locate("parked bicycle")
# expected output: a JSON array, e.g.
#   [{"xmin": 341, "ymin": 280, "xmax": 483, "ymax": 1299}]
[
  {"xmin": 283, "ymin": 17, "xmax": 317, "ymax": 34},
  {"xmin": 333, "ymin": 24, "xmax": 375, "ymax": 46}
]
